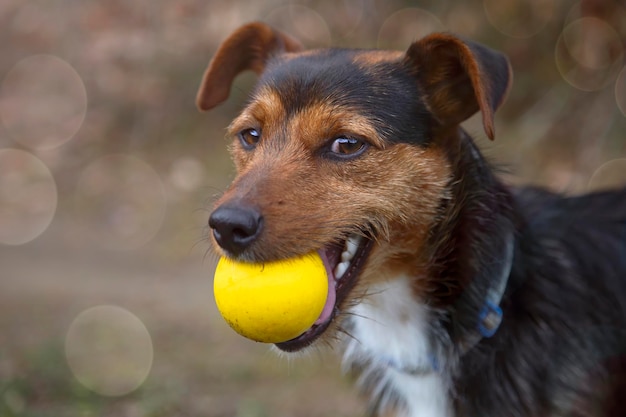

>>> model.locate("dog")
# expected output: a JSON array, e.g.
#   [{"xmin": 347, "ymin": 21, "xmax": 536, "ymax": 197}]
[{"xmin": 197, "ymin": 22, "xmax": 626, "ymax": 417}]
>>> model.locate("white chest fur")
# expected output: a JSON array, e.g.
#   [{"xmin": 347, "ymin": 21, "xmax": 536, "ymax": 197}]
[{"xmin": 342, "ymin": 276, "xmax": 452, "ymax": 417}]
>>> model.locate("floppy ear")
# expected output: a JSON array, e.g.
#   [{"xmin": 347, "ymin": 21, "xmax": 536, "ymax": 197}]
[
  {"xmin": 405, "ymin": 33, "xmax": 512, "ymax": 140},
  {"xmin": 196, "ymin": 22, "xmax": 304, "ymax": 111}
]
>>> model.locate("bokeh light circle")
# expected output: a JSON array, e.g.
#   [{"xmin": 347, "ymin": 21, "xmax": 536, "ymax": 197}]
[
  {"xmin": 0, "ymin": 149, "xmax": 57, "ymax": 245},
  {"xmin": 484, "ymin": 0, "xmax": 556, "ymax": 39},
  {"xmin": 0, "ymin": 55, "xmax": 87, "ymax": 150},
  {"xmin": 555, "ymin": 18, "xmax": 623, "ymax": 92},
  {"xmin": 616, "ymin": 66, "xmax": 626, "ymax": 118},
  {"xmin": 265, "ymin": 5, "xmax": 332, "ymax": 47},
  {"xmin": 75, "ymin": 154, "xmax": 166, "ymax": 250},
  {"xmin": 378, "ymin": 8, "xmax": 444, "ymax": 50},
  {"xmin": 588, "ymin": 158, "xmax": 626, "ymax": 191},
  {"xmin": 168, "ymin": 157, "xmax": 205, "ymax": 192},
  {"xmin": 65, "ymin": 305, "xmax": 153, "ymax": 396}
]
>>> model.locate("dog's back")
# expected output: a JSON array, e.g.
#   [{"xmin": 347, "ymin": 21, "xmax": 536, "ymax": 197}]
[{"xmin": 457, "ymin": 186, "xmax": 626, "ymax": 416}]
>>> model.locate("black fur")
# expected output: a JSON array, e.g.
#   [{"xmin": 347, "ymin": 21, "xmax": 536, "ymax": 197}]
[
  {"xmin": 257, "ymin": 51, "xmax": 433, "ymax": 145},
  {"xmin": 252, "ymin": 50, "xmax": 626, "ymax": 417},
  {"xmin": 432, "ymin": 132, "xmax": 626, "ymax": 416}
]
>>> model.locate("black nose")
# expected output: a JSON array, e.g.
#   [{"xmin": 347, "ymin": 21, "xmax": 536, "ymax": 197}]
[{"xmin": 209, "ymin": 204, "xmax": 263, "ymax": 256}]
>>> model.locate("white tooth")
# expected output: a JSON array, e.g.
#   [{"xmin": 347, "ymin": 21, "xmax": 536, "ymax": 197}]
[
  {"xmin": 341, "ymin": 250, "xmax": 352, "ymax": 263},
  {"xmin": 346, "ymin": 236, "xmax": 361, "ymax": 256},
  {"xmin": 334, "ymin": 261, "xmax": 349, "ymax": 279}
]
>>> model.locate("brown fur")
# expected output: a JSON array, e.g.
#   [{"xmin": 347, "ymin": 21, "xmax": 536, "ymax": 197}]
[
  {"xmin": 352, "ymin": 50, "xmax": 404, "ymax": 67},
  {"xmin": 196, "ymin": 23, "xmax": 303, "ymax": 111},
  {"xmin": 216, "ymin": 97, "xmax": 451, "ymax": 292},
  {"xmin": 405, "ymin": 33, "xmax": 512, "ymax": 140}
]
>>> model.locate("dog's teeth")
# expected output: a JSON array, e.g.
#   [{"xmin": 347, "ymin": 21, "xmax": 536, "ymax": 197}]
[
  {"xmin": 336, "ymin": 235, "xmax": 362, "ymax": 279},
  {"xmin": 334, "ymin": 261, "xmax": 349, "ymax": 279},
  {"xmin": 341, "ymin": 235, "xmax": 362, "ymax": 262},
  {"xmin": 346, "ymin": 237, "xmax": 360, "ymax": 256}
]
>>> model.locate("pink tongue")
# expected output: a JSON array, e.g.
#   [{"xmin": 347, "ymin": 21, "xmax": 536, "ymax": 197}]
[{"xmin": 315, "ymin": 250, "xmax": 337, "ymax": 325}]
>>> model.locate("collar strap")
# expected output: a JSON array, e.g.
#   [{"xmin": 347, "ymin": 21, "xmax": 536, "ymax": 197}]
[
  {"xmin": 367, "ymin": 233, "xmax": 515, "ymax": 375},
  {"xmin": 460, "ymin": 232, "xmax": 515, "ymax": 353}
]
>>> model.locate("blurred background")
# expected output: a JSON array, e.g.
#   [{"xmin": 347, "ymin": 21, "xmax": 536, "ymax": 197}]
[{"xmin": 0, "ymin": 0, "xmax": 625, "ymax": 416}]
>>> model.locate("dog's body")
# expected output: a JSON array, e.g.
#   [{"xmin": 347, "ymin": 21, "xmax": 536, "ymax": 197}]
[{"xmin": 199, "ymin": 23, "xmax": 626, "ymax": 417}]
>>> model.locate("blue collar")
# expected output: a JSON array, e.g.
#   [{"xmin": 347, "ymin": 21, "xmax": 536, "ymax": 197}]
[
  {"xmin": 459, "ymin": 233, "xmax": 515, "ymax": 354},
  {"xmin": 371, "ymin": 233, "xmax": 515, "ymax": 375}
]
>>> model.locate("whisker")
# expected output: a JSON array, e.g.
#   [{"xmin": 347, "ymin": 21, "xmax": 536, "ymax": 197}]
[{"xmin": 336, "ymin": 325, "xmax": 360, "ymax": 345}]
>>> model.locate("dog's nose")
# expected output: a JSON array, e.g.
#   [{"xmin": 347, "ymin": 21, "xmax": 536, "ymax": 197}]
[{"xmin": 209, "ymin": 204, "xmax": 263, "ymax": 256}]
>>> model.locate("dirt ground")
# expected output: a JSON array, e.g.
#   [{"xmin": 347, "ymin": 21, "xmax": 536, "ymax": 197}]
[{"xmin": 0, "ymin": 213, "xmax": 364, "ymax": 417}]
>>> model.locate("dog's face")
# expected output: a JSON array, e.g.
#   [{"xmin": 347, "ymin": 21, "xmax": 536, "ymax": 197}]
[{"xmin": 199, "ymin": 22, "xmax": 511, "ymax": 351}]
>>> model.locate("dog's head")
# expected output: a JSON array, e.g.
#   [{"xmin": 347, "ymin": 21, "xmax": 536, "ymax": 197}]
[{"xmin": 199, "ymin": 22, "xmax": 511, "ymax": 351}]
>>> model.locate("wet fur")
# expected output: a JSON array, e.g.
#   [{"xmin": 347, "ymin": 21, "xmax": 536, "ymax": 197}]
[{"xmin": 199, "ymin": 23, "xmax": 626, "ymax": 417}]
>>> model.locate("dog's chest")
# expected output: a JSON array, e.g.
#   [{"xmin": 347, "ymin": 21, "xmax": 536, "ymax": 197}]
[{"xmin": 342, "ymin": 276, "xmax": 452, "ymax": 417}]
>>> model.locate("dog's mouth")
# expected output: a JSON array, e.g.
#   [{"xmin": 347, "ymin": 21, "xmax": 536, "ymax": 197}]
[{"xmin": 275, "ymin": 233, "xmax": 373, "ymax": 352}]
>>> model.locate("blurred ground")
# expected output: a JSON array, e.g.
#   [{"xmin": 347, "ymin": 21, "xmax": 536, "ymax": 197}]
[
  {"xmin": 0, "ymin": 0, "xmax": 625, "ymax": 416},
  {"xmin": 0, "ymin": 214, "xmax": 362, "ymax": 417}
]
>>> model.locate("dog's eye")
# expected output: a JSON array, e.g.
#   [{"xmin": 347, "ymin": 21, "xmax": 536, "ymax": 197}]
[
  {"xmin": 330, "ymin": 137, "xmax": 368, "ymax": 157},
  {"xmin": 238, "ymin": 128, "xmax": 261, "ymax": 149}
]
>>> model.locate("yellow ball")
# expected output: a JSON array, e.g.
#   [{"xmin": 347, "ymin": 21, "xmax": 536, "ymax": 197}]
[{"xmin": 213, "ymin": 253, "xmax": 328, "ymax": 343}]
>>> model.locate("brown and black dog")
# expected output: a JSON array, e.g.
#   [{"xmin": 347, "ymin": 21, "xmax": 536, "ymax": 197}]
[{"xmin": 198, "ymin": 22, "xmax": 626, "ymax": 417}]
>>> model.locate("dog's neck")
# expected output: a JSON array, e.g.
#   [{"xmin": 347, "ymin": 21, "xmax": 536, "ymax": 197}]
[
  {"xmin": 428, "ymin": 129, "xmax": 517, "ymax": 346},
  {"xmin": 341, "ymin": 246, "xmax": 515, "ymax": 417},
  {"xmin": 341, "ymin": 129, "xmax": 518, "ymax": 417},
  {"xmin": 342, "ymin": 275, "xmax": 454, "ymax": 417}
]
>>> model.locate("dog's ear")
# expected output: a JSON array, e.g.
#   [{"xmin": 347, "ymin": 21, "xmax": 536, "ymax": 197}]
[
  {"xmin": 196, "ymin": 22, "xmax": 304, "ymax": 111},
  {"xmin": 405, "ymin": 33, "xmax": 512, "ymax": 140}
]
